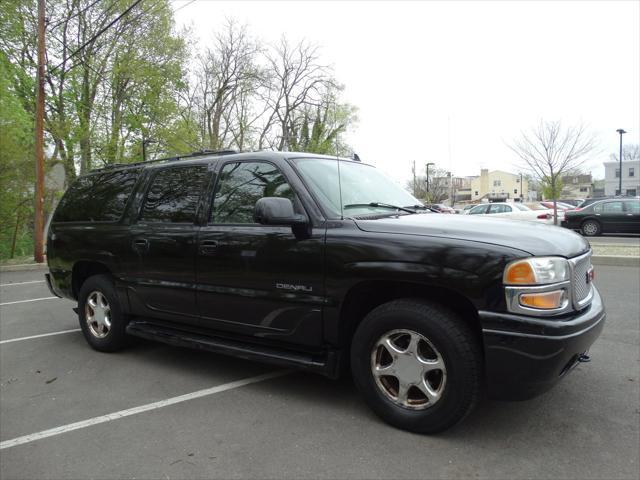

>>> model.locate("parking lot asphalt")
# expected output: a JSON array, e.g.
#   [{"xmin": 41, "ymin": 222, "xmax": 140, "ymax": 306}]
[{"xmin": 0, "ymin": 266, "xmax": 638, "ymax": 480}]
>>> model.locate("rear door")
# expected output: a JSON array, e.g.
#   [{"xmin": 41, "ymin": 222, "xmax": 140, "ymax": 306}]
[
  {"xmin": 594, "ymin": 201, "xmax": 626, "ymax": 233},
  {"xmin": 126, "ymin": 164, "xmax": 211, "ymax": 325}
]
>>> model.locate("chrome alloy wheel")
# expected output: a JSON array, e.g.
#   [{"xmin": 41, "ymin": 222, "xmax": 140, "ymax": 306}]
[
  {"xmin": 371, "ymin": 329, "xmax": 447, "ymax": 410},
  {"xmin": 583, "ymin": 221, "xmax": 598, "ymax": 236},
  {"xmin": 85, "ymin": 290, "xmax": 112, "ymax": 338}
]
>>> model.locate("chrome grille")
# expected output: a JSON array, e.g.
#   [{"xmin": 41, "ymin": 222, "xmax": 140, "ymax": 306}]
[{"xmin": 569, "ymin": 251, "xmax": 593, "ymax": 309}]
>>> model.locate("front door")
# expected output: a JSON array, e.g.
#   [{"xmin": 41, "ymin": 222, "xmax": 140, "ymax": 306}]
[
  {"xmin": 127, "ymin": 164, "xmax": 211, "ymax": 325},
  {"xmin": 622, "ymin": 199, "xmax": 640, "ymax": 233},
  {"xmin": 196, "ymin": 161, "xmax": 325, "ymax": 347}
]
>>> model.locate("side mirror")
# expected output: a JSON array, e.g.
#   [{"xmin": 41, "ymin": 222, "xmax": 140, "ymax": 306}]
[{"xmin": 254, "ymin": 197, "xmax": 307, "ymax": 226}]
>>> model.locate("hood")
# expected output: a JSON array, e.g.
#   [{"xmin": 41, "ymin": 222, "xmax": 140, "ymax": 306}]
[{"xmin": 353, "ymin": 213, "xmax": 590, "ymax": 258}]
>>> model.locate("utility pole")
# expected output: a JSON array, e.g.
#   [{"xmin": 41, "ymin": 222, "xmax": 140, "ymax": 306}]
[
  {"xmin": 616, "ymin": 129, "xmax": 626, "ymax": 195},
  {"xmin": 34, "ymin": 0, "xmax": 46, "ymax": 263}
]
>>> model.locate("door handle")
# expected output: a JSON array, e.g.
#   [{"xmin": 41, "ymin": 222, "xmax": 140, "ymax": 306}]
[
  {"xmin": 132, "ymin": 238, "xmax": 149, "ymax": 251},
  {"xmin": 199, "ymin": 240, "xmax": 219, "ymax": 255}
]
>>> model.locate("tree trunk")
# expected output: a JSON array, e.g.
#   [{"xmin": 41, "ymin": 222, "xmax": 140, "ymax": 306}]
[{"xmin": 10, "ymin": 210, "xmax": 21, "ymax": 259}]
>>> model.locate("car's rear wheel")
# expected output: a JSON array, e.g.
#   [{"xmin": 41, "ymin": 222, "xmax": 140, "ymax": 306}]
[
  {"xmin": 78, "ymin": 274, "xmax": 128, "ymax": 352},
  {"xmin": 581, "ymin": 219, "xmax": 601, "ymax": 236},
  {"xmin": 350, "ymin": 299, "xmax": 482, "ymax": 433}
]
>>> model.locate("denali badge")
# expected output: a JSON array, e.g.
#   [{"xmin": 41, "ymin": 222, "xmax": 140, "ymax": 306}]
[{"xmin": 276, "ymin": 283, "xmax": 313, "ymax": 292}]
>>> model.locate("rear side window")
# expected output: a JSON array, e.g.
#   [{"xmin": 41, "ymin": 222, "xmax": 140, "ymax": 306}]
[
  {"xmin": 54, "ymin": 169, "xmax": 140, "ymax": 222},
  {"xmin": 595, "ymin": 201, "xmax": 623, "ymax": 213},
  {"xmin": 490, "ymin": 204, "xmax": 511, "ymax": 213},
  {"xmin": 141, "ymin": 166, "xmax": 209, "ymax": 223}
]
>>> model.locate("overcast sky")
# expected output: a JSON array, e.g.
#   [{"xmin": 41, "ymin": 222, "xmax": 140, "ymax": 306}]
[{"xmin": 174, "ymin": 0, "xmax": 640, "ymax": 184}]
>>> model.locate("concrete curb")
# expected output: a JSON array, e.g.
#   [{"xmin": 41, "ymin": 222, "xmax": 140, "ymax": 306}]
[
  {"xmin": 0, "ymin": 263, "xmax": 48, "ymax": 273},
  {"xmin": 591, "ymin": 255, "xmax": 640, "ymax": 267}
]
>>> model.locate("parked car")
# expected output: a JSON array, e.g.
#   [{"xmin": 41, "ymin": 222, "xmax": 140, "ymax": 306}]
[
  {"xmin": 426, "ymin": 203, "xmax": 455, "ymax": 214},
  {"xmin": 468, "ymin": 202, "xmax": 556, "ymax": 223},
  {"xmin": 46, "ymin": 150, "xmax": 604, "ymax": 434},
  {"xmin": 560, "ymin": 199, "xmax": 584, "ymax": 207},
  {"xmin": 562, "ymin": 198, "xmax": 640, "ymax": 236},
  {"xmin": 540, "ymin": 201, "xmax": 576, "ymax": 211}
]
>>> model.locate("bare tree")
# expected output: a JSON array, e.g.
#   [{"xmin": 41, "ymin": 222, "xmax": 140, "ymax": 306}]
[
  {"xmin": 508, "ymin": 120, "xmax": 598, "ymax": 224},
  {"xmin": 195, "ymin": 20, "xmax": 262, "ymax": 150},
  {"xmin": 259, "ymin": 37, "xmax": 333, "ymax": 150},
  {"xmin": 610, "ymin": 144, "xmax": 639, "ymax": 163},
  {"xmin": 406, "ymin": 167, "xmax": 451, "ymax": 203}
]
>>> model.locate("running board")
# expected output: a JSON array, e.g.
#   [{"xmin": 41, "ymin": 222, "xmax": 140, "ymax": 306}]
[{"xmin": 126, "ymin": 320, "xmax": 339, "ymax": 377}]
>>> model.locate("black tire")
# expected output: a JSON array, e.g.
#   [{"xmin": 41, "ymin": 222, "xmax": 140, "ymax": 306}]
[
  {"xmin": 350, "ymin": 299, "xmax": 482, "ymax": 434},
  {"xmin": 78, "ymin": 274, "xmax": 128, "ymax": 352},
  {"xmin": 581, "ymin": 219, "xmax": 601, "ymax": 236}
]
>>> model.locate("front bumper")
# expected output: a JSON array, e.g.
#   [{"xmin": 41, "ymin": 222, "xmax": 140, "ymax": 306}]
[{"xmin": 479, "ymin": 286, "xmax": 605, "ymax": 400}]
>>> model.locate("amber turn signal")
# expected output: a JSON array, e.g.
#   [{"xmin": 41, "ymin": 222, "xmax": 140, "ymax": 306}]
[
  {"xmin": 504, "ymin": 260, "xmax": 536, "ymax": 284},
  {"xmin": 519, "ymin": 290, "xmax": 565, "ymax": 310}
]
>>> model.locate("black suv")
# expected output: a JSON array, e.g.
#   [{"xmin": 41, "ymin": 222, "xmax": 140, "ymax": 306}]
[{"xmin": 46, "ymin": 151, "xmax": 605, "ymax": 433}]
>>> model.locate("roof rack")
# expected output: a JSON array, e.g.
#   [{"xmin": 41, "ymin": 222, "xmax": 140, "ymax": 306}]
[{"xmin": 91, "ymin": 149, "xmax": 240, "ymax": 172}]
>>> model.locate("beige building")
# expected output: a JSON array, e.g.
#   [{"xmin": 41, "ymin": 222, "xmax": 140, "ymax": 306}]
[
  {"xmin": 470, "ymin": 169, "xmax": 529, "ymax": 202},
  {"xmin": 560, "ymin": 174, "xmax": 593, "ymax": 199}
]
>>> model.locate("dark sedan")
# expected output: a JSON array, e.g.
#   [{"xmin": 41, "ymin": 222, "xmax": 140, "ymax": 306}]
[{"xmin": 562, "ymin": 198, "xmax": 640, "ymax": 236}]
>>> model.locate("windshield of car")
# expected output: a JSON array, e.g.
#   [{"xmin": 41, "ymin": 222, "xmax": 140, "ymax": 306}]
[{"xmin": 294, "ymin": 158, "xmax": 424, "ymax": 217}]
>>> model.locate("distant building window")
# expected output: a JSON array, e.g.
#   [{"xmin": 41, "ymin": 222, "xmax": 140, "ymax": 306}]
[
  {"xmin": 615, "ymin": 189, "xmax": 621, "ymax": 195},
  {"xmin": 474, "ymin": 191, "xmax": 478, "ymax": 196},
  {"xmin": 627, "ymin": 189, "xmax": 637, "ymax": 196},
  {"xmin": 572, "ymin": 177, "xmax": 578, "ymax": 184},
  {"xmin": 579, "ymin": 187, "xmax": 588, "ymax": 192},
  {"xmin": 493, "ymin": 180, "xmax": 501, "ymax": 187},
  {"xmin": 615, "ymin": 169, "xmax": 620, "ymax": 178},
  {"xmin": 514, "ymin": 189, "xmax": 518, "ymax": 194},
  {"xmin": 630, "ymin": 168, "xmax": 635, "ymax": 177}
]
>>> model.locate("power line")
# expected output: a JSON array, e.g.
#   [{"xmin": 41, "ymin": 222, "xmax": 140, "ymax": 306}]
[
  {"xmin": 173, "ymin": 0, "xmax": 197, "ymax": 14},
  {"xmin": 50, "ymin": 0, "xmax": 145, "ymax": 73},
  {"xmin": 48, "ymin": 0, "xmax": 109, "ymax": 31}
]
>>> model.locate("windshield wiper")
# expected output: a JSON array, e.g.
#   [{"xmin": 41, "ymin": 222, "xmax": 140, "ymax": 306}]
[
  {"xmin": 403, "ymin": 204, "xmax": 429, "ymax": 211},
  {"xmin": 343, "ymin": 202, "xmax": 417, "ymax": 214}
]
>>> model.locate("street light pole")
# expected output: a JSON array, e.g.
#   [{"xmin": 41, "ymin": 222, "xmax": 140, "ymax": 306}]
[
  {"xmin": 426, "ymin": 162, "xmax": 434, "ymax": 201},
  {"xmin": 616, "ymin": 129, "xmax": 626, "ymax": 195}
]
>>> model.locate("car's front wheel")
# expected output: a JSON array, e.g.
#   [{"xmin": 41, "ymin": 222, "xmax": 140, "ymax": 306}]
[
  {"xmin": 78, "ymin": 274, "xmax": 129, "ymax": 352},
  {"xmin": 581, "ymin": 219, "xmax": 601, "ymax": 236},
  {"xmin": 350, "ymin": 299, "xmax": 482, "ymax": 433}
]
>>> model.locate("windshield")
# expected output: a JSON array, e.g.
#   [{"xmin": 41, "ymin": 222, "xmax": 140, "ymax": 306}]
[{"xmin": 294, "ymin": 158, "xmax": 423, "ymax": 217}]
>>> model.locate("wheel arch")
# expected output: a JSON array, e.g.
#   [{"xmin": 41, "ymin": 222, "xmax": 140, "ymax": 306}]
[
  {"xmin": 72, "ymin": 261, "xmax": 112, "ymax": 299},
  {"xmin": 339, "ymin": 280, "xmax": 482, "ymax": 349}
]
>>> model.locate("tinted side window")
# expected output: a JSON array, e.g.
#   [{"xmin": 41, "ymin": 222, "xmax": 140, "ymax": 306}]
[
  {"xmin": 211, "ymin": 162, "xmax": 294, "ymax": 224},
  {"xmin": 54, "ymin": 169, "xmax": 140, "ymax": 222},
  {"xmin": 141, "ymin": 166, "xmax": 209, "ymax": 223},
  {"xmin": 602, "ymin": 201, "xmax": 624, "ymax": 213},
  {"xmin": 490, "ymin": 204, "xmax": 510, "ymax": 213},
  {"xmin": 625, "ymin": 200, "xmax": 640, "ymax": 213},
  {"xmin": 469, "ymin": 205, "xmax": 488, "ymax": 214}
]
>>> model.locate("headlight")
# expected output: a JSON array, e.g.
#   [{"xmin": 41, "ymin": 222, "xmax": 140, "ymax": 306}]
[
  {"xmin": 504, "ymin": 257, "xmax": 572, "ymax": 315},
  {"xmin": 503, "ymin": 257, "xmax": 570, "ymax": 285}
]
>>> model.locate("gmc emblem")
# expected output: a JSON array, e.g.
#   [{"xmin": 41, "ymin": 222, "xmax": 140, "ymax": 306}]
[{"xmin": 586, "ymin": 267, "xmax": 595, "ymax": 284}]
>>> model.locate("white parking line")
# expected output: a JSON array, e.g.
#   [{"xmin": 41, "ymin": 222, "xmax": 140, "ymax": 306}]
[
  {"xmin": 0, "ymin": 370, "xmax": 290, "ymax": 450},
  {"xmin": 0, "ymin": 329, "xmax": 81, "ymax": 345},
  {"xmin": 0, "ymin": 280, "xmax": 45, "ymax": 287},
  {"xmin": 0, "ymin": 296, "xmax": 58, "ymax": 306}
]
